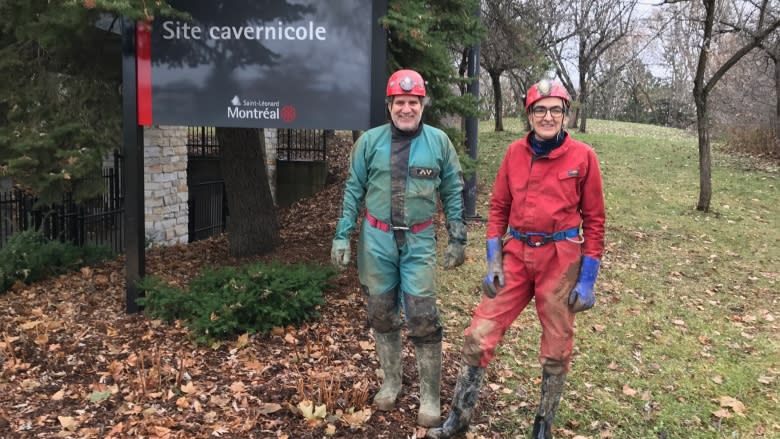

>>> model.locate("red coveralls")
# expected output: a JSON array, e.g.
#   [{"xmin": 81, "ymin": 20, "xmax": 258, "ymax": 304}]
[{"xmin": 462, "ymin": 132, "xmax": 605, "ymax": 373}]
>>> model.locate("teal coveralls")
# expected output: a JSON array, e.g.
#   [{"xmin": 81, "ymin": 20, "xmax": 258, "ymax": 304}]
[{"xmin": 334, "ymin": 123, "xmax": 464, "ymax": 343}]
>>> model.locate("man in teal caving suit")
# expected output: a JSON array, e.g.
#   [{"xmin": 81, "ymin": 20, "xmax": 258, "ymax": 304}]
[{"xmin": 330, "ymin": 69, "xmax": 467, "ymax": 427}]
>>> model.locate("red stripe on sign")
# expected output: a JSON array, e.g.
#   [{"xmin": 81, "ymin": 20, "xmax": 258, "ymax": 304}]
[{"xmin": 136, "ymin": 21, "xmax": 152, "ymax": 126}]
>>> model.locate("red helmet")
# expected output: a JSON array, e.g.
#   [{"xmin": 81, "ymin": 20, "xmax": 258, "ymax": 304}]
[
  {"xmin": 525, "ymin": 79, "xmax": 570, "ymax": 111},
  {"xmin": 386, "ymin": 69, "xmax": 426, "ymax": 97}
]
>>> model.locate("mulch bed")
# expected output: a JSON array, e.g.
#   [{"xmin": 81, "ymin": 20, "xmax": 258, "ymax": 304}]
[{"xmin": 0, "ymin": 135, "xmax": 501, "ymax": 439}]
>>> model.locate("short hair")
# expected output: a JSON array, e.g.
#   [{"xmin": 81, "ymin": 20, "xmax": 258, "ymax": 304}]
[{"xmin": 386, "ymin": 95, "xmax": 430, "ymax": 106}]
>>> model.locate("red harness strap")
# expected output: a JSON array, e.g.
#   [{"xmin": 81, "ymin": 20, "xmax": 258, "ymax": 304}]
[{"xmin": 366, "ymin": 212, "xmax": 433, "ymax": 233}]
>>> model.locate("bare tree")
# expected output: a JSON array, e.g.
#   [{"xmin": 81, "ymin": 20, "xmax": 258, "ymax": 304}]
[
  {"xmin": 545, "ymin": 0, "xmax": 639, "ymax": 132},
  {"xmin": 480, "ymin": 0, "xmax": 545, "ymax": 131},
  {"xmin": 759, "ymin": 35, "xmax": 780, "ymax": 139},
  {"xmin": 655, "ymin": 4, "xmax": 702, "ymax": 128},
  {"xmin": 666, "ymin": 0, "xmax": 780, "ymax": 211}
]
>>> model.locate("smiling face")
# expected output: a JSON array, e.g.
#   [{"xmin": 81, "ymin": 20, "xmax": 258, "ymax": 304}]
[
  {"xmin": 388, "ymin": 95, "xmax": 424, "ymax": 132},
  {"xmin": 529, "ymin": 96, "xmax": 567, "ymax": 140}
]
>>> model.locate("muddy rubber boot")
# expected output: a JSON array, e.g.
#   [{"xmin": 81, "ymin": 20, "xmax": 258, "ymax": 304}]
[
  {"xmin": 425, "ymin": 365, "xmax": 484, "ymax": 438},
  {"xmin": 531, "ymin": 372, "xmax": 566, "ymax": 439},
  {"xmin": 373, "ymin": 331, "xmax": 403, "ymax": 411},
  {"xmin": 415, "ymin": 342, "xmax": 442, "ymax": 427}
]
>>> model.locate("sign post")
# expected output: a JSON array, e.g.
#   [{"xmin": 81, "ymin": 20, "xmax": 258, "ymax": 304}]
[{"xmin": 121, "ymin": 17, "xmax": 145, "ymax": 313}]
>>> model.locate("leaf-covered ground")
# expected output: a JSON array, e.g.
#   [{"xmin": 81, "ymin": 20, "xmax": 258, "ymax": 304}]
[{"xmin": 0, "ymin": 136, "xmax": 500, "ymax": 439}]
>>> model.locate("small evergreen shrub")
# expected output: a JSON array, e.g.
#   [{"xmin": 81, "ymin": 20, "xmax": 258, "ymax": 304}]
[
  {"xmin": 137, "ymin": 261, "xmax": 336, "ymax": 344},
  {"xmin": 0, "ymin": 230, "xmax": 112, "ymax": 293}
]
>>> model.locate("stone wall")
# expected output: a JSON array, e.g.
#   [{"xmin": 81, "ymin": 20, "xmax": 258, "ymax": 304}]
[
  {"xmin": 142, "ymin": 127, "xmax": 278, "ymax": 246},
  {"xmin": 143, "ymin": 126, "xmax": 189, "ymax": 245}
]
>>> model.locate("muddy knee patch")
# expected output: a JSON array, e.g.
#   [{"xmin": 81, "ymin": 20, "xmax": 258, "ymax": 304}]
[
  {"xmin": 366, "ymin": 288, "xmax": 401, "ymax": 333},
  {"xmin": 405, "ymin": 294, "xmax": 442, "ymax": 343},
  {"xmin": 463, "ymin": 320, "xmax": 496, "ymax": 366}
]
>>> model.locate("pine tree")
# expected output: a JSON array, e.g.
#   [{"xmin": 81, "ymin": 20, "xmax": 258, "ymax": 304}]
[
  {"xmin": 384, "ymin": 0, "xmax": 483, "ymax": 135},
  {"xmin": 0, "ymin": 1, "xmax": 179, "ymax": 204}
]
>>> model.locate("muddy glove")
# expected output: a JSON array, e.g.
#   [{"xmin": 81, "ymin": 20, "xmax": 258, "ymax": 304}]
[
  {"xmin": 481, "ymin": 238, "xmax": 504, "ymax": 298},
  {"xmin": 330, "ymin": 239, "xmax": 350, "ymax": 270},
  {"xmin": 568, "ymin": 255, "xmax": 600, "ymax": 312},
  {"xmin": 442, "ymin": 221, "xmax": 467, "ymax": 269}
]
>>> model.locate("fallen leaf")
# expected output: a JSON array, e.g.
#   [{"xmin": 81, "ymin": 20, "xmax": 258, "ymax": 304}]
[
  {"xmin": 622, "ymin": 384, "xmax": 638, "ymax": 397},
  {"xmin": 87, "ymin": 390, "xmax": 112, "ymax": 403},
  {"xmin": 181, "ymin": 381, "xmax": 198, "ymax": 394},
  {"xmin": 58, "ymin": 416, "xmax": 78, "ymax": 431},
  {"xmin": 51, "ymin": 389, "xmax": 65, "ymax": 401},
  {"xmin": 212, "ymin": 426, "xmax": 230, "ymax": 436},
  {"xmin": 235, "ymin": 333, "xmax": 250, "ymax": 349},
  {"xmin": 341, "ymin": 408, "xmax": 372, "ymax": 426},
  {"xmin": 19, "ymin": 320, "xmax": 41, "ymax": 330},
  {"xmin": 712, "ymin": 408, "xmax": 732, "ymax": 419},
  {"xmin": 257, "ymin": 403, "xmax": 282, "ymax": 415},
  {"xmin": 711, "ymin": 375, "xmax": 723, "ymax": 384},
  {"xmin": 298, "ymin": 400, "xmax": 327, "ymax": 420},
  {"xmin": 717, "ymin": 396, "xmax": 745, "ymax": 415},
  {"xmin": 229, "ymin": 381, "xmax": 246, "ymax": 393}
]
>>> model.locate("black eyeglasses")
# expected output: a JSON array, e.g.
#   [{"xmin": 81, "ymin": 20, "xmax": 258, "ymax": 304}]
[{"xmin": 532, "ymin": 106, "xmax": 565, "ymax": 118}]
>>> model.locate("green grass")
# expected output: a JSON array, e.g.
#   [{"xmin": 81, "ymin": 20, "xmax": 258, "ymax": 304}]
[{"xmin": 437, "ymin": 119, "xmax": 779, "ymax": 438}]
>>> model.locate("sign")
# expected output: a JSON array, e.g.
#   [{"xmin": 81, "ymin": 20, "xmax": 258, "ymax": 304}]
[{"xmin": 147, "ymin": 0, "xmax": 381, "ymax": 129}]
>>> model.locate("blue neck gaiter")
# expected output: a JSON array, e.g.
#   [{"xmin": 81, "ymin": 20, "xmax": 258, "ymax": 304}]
[{"xmin": 530, "ymin": 130, "xmax": 566, "ymax": 156}]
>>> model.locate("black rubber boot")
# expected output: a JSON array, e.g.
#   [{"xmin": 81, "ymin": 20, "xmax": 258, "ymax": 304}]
[
  {"xmin": 425, "ymin": 365, "xmax": 484, "ymax": 438},
  {"xmin": 531, "ymin": 371, "xmax": 566, "ymax": 439},
  {"xmin": 373, "ymin": 331, "xmax": 402, "ymax": 410}
]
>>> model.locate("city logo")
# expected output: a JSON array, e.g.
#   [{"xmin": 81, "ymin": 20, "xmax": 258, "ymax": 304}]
[
  {"xmin": 226, "ymin": 97, "xmax": 295, "ymax": 123},
  {"xmin": 280, "ymin": 106, "xmax": 297, "ymax": 123}
]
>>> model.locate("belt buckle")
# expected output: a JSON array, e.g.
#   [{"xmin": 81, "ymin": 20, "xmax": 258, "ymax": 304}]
[
  {"xmin": 524, "ymin": 232, "xmax": 548, "ymax": 247},
  {"xmin": 392, "ymin": 225, "xmax": 409, "ymax": 231}
]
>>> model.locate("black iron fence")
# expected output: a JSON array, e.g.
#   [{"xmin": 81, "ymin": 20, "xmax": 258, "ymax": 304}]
[
  {"xmin": 187, "ymin": 127, "xmax": 226, "ymax": 242},
  {"xmin": 0, "ymin": 153, "xmax": 125, "ymax": 253},
  {"xmin": 187, "ymin": 126, "xmax": 220, "ymax": 157},
  {"xmin": 187, "ymin": 126, "xmax": 328, "ymax": 161},
  {"xmin": 188, "ymin": 180, "xmax": 227, "ymax": 242},
  {"xmin": 277, "ymin": 128, "xmax": 327, "ymax": 161}
]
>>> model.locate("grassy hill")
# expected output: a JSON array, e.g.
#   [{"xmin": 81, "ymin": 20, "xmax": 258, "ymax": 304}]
[{"xmin": 437, "ymin": 119, "xmax": 779, "ymax": 438}]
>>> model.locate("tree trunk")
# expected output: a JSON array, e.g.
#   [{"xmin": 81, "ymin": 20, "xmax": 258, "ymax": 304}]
[
  {"xmin": 775, "ymin": 56, "xmax": 780, "ymax": 141},
  {"xmin": 489, "ymin": 70, "xmax": 504, "ymax": 132},
  {"xmin": 578, "ymin": 69, "xmax": 588, "ymax": 133},
  {"xmin": 216, "ymin": 127, "xmax": 278, "ymax": 257},
  {"xmin": 568, "ymin": 105, "xmax": 579, "ymax": 129},
  {"xmin": 694, "ymin": 97, "xmax": 712, "ymax": 212}
]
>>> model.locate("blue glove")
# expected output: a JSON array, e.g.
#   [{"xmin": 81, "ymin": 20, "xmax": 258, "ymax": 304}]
[
  {"xmin": 481, "ymin": 238, "xmax": 504, "ymax": 298},
  {"xmin": 568, "ymin": 255, "xmax": 600, "ymax": 312},
  {"xmin": 330, "ymin": 239, "xmax": 350, "ymax": 270}
]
